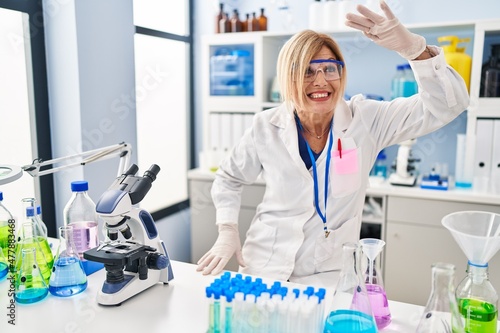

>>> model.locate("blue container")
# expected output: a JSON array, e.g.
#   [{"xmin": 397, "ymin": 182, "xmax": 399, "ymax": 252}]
[{"xmin": 210, "ymin": 45, "xmax": 254, "ymax": 96}]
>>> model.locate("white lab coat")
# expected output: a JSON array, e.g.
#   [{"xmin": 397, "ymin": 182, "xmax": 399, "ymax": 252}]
[{"xmin": 211, "ymin": 46, "xmax": 469, "ymax": 285}]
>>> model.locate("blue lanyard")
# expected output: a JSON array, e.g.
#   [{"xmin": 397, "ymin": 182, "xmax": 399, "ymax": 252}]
[{"xmin": 297, "ymin": 118, "xmax": 334, "ymax": 238}]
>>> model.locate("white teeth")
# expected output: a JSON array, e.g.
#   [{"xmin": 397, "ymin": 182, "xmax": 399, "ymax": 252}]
[{"xmin": 310, "ymin": 93, "xmax": 329, "ymax": 99}]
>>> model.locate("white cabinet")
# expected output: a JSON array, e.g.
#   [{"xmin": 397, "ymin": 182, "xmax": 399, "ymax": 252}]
[{"xmin": 385, "ymin": 195, "xmax": 500, "ymax": 306}]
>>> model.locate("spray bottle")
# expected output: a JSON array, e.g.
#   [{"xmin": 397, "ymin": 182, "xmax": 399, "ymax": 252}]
[{"xmin": 438, "ymin": 35, "xmax": 472, "ymax": 92}]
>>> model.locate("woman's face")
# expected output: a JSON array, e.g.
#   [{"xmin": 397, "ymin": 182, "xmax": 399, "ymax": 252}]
[{"xmin": 296, "ymin": 45, "xmax": 341, "ymax": 115}]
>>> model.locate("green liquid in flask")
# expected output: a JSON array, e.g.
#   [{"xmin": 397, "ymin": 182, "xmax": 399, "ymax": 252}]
[
  {"xmin": 14, "ymin": 238, "xmax": 53, "ymax": 283},
  {"xmin": 458, "ymin": 298, "xmax": 497, "ymax": 333}
]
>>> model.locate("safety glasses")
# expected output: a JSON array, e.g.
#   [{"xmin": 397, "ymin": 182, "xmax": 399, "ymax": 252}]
[{"xmin": 303, "ymin": 59, "xmax": 344, "ymax": 83}]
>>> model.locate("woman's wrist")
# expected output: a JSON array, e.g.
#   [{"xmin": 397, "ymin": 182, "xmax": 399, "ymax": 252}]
[{"xmin": 412, "ymin": 46, "xmax": 435, "ymax": 61}]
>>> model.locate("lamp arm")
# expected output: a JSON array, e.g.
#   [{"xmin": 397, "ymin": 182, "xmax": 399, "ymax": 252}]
[{"xmin": 22, "ymin": 142, "xmax": 132, "ymax": 178}]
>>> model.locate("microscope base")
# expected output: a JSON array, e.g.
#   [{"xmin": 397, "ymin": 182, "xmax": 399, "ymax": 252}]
[
  {"xmin": 388, "ymin": 173, "xmax": 416, "ymax": 187},
  {"xmin": 97, "ymin": 270, "xmax": 164, "ymax": 306}
]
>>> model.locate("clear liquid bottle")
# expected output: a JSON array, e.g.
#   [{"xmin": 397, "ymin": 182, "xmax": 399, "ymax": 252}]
[
  {"xmin": 14, "ymin": 247, "xmax": 48, "ymax": 304},
  {"xmin": 63, "ymin": 181, "xmax": 99, "ymax": 258},
  {"xmin": 0, "ymin": 191, "xmax": 14, "ymax": 266},
  {"xmin": 359, "ymin": 238, "xmax": 391, "ymax": 329},
  {"xmin": 324, "ymin": 242, "xmax": 378, "ymax": 333},
  {"xmin": 416, "ymin": 262, "xmax": 465, "ymax": 332},
  {"xmin": 49, "ymin": 225, "xmax": 87, "ymax": 297},
  {"xmin": 390, "ymin": 65, "xmax": 405, "ymax": 100},
  {"xmin": 14, "ymin": 211, "xmax": 53, "ymax": 284},
  {"xmin": 400, "ymin": 64, "xmax": 418, "ymax": 97},
  {"xmin": 456, "ymin": 261, "xmax": 497, "ymax": 333}
]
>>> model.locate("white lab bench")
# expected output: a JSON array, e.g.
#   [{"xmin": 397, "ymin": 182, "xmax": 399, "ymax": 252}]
[
  {"xmin": 188, "ymin": 168, "xmax": 500, "ymax": 306},
  {"xmin": 0, "ymin": 260, "xmax": 425, "ymax": 332}
]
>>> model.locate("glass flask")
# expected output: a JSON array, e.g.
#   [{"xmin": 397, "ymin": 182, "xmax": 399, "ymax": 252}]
[
  {"xmin": 359, "ymin": 238, "xmax": 391, "ymax": 329},
  {"xmin": 14, "ymin": 218, "xmax": 52, "ymax": 283},
  {"xmin": 324, "ymin": 242, "xmax": 378, "ymax": 333},
  {"xmin": 21, "ymin": 197, "xmax": 48, "ymax": 237},
  {"xmin": 416, "ymin": 262, "xmax": 465, "ymax": 333},
  {"xmin": 49, "ymin": 226, "xmax": 87, "ymax": 297},
  {"xmin": 456, "ymin": 262, "xmax": 497, "ymax": 333},
  {"xmin": 14, "ymin": 247, "xmax": 49, "ymax": 304}
]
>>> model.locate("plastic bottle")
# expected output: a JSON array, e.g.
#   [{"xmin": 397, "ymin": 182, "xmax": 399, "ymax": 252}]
[
  {"xmin": 481, "ymin": 44, "xmax": 500, "ymax": 97},
  {"xmin": 324, "ymin": 0, "xmax": 339, "ymax": 31},
  {"xmin": 63, "ymin": 180, "xmax": 101, "ymax": 274},
  {"xmin": 416, "ymin": 262, "xmax": 465, "ymax": 333},
  {"xmin": 258, "ymin": 8, "xmax": 267, "ymax": 31},
  {"xmin": 390, "ymin": 65, "xmax": 405, "ymax": 100},
  {"xmin": 456, "ymin": 261, "xmax": 498, "ymax": 333},
  {"xmin": 400, "ymin": 64, "xmax": 418, "ymax": 97},
  {"xmin": 309, "ymin": 0, "xmax": 324, "ymax": 31},
  {"xmin": 372, "ymin": 150, "xmax": 387, "ymax": 178},
  {"xmin": 215, "ymin": 3, "xmax": 224, "ymax": 33},
  {"xmin": 0, "ymin": 192, "xmax": 14, "ymax": 263},
  {"xmin": 438, "ymin": 35, "xmax": 472, "ymax": 92}
]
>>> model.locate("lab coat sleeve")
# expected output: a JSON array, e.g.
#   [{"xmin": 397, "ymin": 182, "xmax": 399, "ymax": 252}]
[
  {"xmin": 211, "ymin": 122, "xmax": 263, "ymax": 225},
  {"xmin": 358, "ymin": 45, "xmax": 470, "ymax": 149}
]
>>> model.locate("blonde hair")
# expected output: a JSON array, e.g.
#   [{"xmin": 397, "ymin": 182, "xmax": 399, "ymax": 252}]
[{"xmin": 276, "ymin": 30, "xmax": 347, "ymax": 112}]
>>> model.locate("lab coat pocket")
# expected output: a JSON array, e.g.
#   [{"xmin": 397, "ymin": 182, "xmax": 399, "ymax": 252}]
[
  {"xmin": 314, "ymin": 216, "xmax": 359, "ymax": 272},
  {"xmin": 331, "ymin": 138, "xmax": 362, "ymax": 197},
  {"xmin": 242, "ymin": 220, "xmax": 277, "ymax": 270}
]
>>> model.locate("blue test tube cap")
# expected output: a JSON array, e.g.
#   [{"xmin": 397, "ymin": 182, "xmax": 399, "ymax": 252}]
[
  {"xmin": 293, "ymin": 288, "xmax": 300, "ymax": 298},
  {"xmin": 0, "ymin": 191, "xmax": 3, "ymax": 201},
  {"xmin": 255, "ymin": 277, "xmax": 262, "ymax": 285},
  {"xmin": 221, "ymin": 271, "xmax": 231, "ymax": 280},
  {"xmin": 305, "ymin": 286, "xmax": 315, "ymax": 297},
  {"xmin": 235, "ymin": 273, "xmax": 243, "ymax": 280},
  {"xmin": 205, "ymin": 286, "xmax": 213, "ymax": 298},
  {"xmin": 212, "ymin": 287, "xmax": 221, "ymax": 300},
  {"xmin": 225, "ymin": 290, "xmax": 234, "ymax": 303},
  {"xmin": 278, "ymin": 287, "xmax": 288, "ymax": 298},
  {"xmin": 244, "ymin": 276, "xmax": 252, "ymax": 284}
]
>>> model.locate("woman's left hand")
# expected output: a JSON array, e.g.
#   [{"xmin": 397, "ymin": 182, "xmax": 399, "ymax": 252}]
[{"xmin": 345, "ymin": 0, "xmax": 426, "ymax": 60}]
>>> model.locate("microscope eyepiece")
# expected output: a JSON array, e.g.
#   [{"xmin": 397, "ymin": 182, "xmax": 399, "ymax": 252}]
[
  {"xmin": 143, "ymin": 164, "xmax": 160, "ymax": 182},
  {"xmin": 124, "ymin": 164, "xmax": 139, "ymax": 176}
]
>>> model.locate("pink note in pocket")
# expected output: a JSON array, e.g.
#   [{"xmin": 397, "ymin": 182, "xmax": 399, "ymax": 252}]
[{"xmin": 332, "ymin": 148, "xmax": 359, "ymax": 174}]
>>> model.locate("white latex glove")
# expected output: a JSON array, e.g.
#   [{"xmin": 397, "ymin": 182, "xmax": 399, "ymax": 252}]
[
  {"xmin": 196, "ymin": 223, "xmax": 246, "ymax": 275},
  {"xmin": 345, "ymin": 0, "xmax": 426, "ymax": 60}
]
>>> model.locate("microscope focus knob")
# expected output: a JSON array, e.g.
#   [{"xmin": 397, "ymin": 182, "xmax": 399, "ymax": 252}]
[{"xmin": 146, "ymin": 252, "xmax": 169, "ymax": 270}]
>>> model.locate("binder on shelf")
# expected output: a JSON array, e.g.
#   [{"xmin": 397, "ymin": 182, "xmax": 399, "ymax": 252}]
[
  {"xmin": 491, "ymin": 120, "xmax": 500, "ymax": 194},
  {"xmin": 231, "ymin": 113, "xmax": 244, "ymax": 148},
  {"xmin": 473, "ymin": 119, "xmax": 494, "ymax": 192},
  {"xmin": 220, "ymin": 113, "xmax": 232, "ymax": 153},
  {"xmin": 209, "ymin": 113, "xmax": 221, "ymax": 150}
]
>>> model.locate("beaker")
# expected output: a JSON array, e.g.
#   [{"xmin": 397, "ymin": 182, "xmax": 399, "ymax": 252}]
[
  {"xmin": 14, "ymin": 247, "xmax": 48, "ymax": 304},
  {"xmin": 324, "ymin": 242, "xmax": 377, "ymax": 333},
  {"xmin": 14, "ymin": 219, "xmax": 52, "ymax": 284},
  {"xmin": 49, "ymin": 226, "xmax": 87, "ymax": 297},
  {"xmin": 416, "ymin": 262, "xmax": 465, "ymax": 333},
  {"xmin": 359, "ymin": 238, "xmax": 391, "ymax": 329}
]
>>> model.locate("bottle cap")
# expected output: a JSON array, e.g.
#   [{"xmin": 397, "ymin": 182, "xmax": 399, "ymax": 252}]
[
  {"xmin": 26, "ymin": 206, "xmax": 35, "ymax": 217},
  {"xmin": 0, "ymin": 191, "xmax": 3, "ymax": 201},
  {"xmin": 71, "ymin": 180, "xmax": 89, "ymax": 192}
]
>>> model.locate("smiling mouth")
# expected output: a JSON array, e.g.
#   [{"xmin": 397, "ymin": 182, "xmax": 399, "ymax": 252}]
[{"xmin": 308, "ymin": 92, "xmax": 331, "ymax": 99}]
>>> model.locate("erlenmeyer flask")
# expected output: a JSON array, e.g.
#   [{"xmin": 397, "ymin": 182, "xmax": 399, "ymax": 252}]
[
  {"xmin": 324, "ymin": 242, "xmax": 378, "ymax": 333},
  {"xmin": 15, "ymin": 218, "xmax": 52, "ymax": 284},
  {"xmin": 416, "ymin": 262, "xmax": 465, "ymax": 333},
  {"xmin": 49, "ymin": 226, "xmax": 87, "ymax": 297},
  {"xmin": 359, "ymin": 238, "xmax": 391, "ymax": 329},
  {"xmin": 14, "ymin": 247, "xmax": 48, "ymax": 304},
  {"xmin": 0, "ymin": 247, "xmax": 8, "ymax": 280},
  {"xmin": 21, "ymin": 197, "xmax": 49, "ymax": 241}
]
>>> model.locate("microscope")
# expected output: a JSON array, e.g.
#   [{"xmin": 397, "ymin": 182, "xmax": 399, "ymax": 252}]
[
  {"xmin": 388, "ymin": 139, "xmax": 421, "ymax": 186},
  {"xmin": 83, "ymin": 164, "xmax": 174, "ymax": 305}
]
